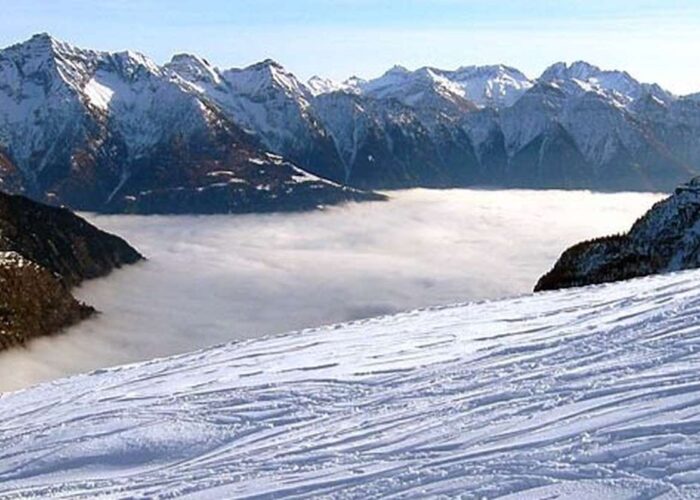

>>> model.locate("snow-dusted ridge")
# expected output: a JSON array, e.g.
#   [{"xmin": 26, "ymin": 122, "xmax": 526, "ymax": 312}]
[
  {"xmin": 0, "ymin": 33, "xmax": 382, "ymax": 213},
  {"xmin": 2, "ymin": 32, "xmax": 700, "ymax": 206},
  {"xmin": 4, "ymin": 268, "xmax": 700, "ymax": 496}
]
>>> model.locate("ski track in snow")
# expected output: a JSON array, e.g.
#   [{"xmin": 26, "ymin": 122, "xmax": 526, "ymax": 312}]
[{"xmin": 3, "ymin": 270, "xmax": 700, "ymax": 497}]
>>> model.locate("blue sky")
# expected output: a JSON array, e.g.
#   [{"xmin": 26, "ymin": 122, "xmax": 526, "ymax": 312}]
[{"xmin": 1, "ymin": 0, "xmax": 699, "ymax": 94}]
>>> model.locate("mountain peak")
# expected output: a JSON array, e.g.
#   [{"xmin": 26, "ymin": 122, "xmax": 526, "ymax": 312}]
[
  {"xmin": 307, "ymin": 75, "xmax": 361, "ymax": 96},
  {"xmin": 13, "ymin": 33, "xmax": 93, "ymax": 61},
  {"xmin": 248, "ymin": 58, "xmax": 285, "ymax": 71},
  {"xmin": 28, "ymin": 32, "xmax": 57, "ymax": 45},
  {"xmin": 307, "ymin": 75, "xmax": 336, "ymax": 95},
  {"xmin": 540, "ymin": 60, "xmax": 603, "ymax": 81},
  {"xmin": 538, "ymin": 60, "xmax": 669, "ymax": 107},
  {"xmin": 0, "ymin": 33, "xmax": 100, "ymax": 90},
  {"xmin": 166, "ymin": 53, "xmax": 220, "ymax": 84},
  {"xmin": 170, "ymin": 53, "xmax": 214, "ymax": 68},
  {"xmin": 383, "ymin": 64, "xmax": 410, "ymax": 77},
  {"xmin": 110, "ymin": 50, "xmax": 161, "ymax": 76},
  {"xmin": 223, "ymin": 58, "xmax": 310, "ymax": 99},
  {"xmin": 7, "ymin": 32, "xmax": 63, "ymax": 57},
  {"xmin": 454, "ymin": 63, "xmax": 523, "ymax": 76}
]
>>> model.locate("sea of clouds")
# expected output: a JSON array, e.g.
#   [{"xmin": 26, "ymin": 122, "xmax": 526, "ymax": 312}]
[{"xmin": 0, "ymin": 188, "xmax": 664, "ymax": 391}]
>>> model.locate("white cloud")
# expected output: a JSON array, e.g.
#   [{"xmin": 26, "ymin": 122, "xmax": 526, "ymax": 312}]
[{"xmin": 0, "ymin": 189, "xmax": 663, "ymax": 391}]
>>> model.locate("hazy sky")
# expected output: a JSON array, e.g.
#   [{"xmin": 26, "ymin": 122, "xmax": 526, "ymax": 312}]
[{"xmin": 1, "ymin": 0, "xmax": 699, "ymax": 94}]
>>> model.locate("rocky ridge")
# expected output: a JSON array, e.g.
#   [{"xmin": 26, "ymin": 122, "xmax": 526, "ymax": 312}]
[
  {"xmin": 0, "ymin": 192, "xmax": 142, "ymax": 348},
  {"xmin": 0, "ymin": 34, "xmax": 382, "ymax": 214},
  {"xmin": 536, "ymin": 177, "xmax": 700, "ymax": 291},
  {"xmin": 1, "ymin": 35, "xmax": 699, "ymax": 214}
]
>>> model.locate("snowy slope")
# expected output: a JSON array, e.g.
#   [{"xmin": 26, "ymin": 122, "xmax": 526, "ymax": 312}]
[
  {"xmin": 4, "ymin": 269, "xmax": 700, "ymax": 497},
  {"xmin": 307, "ymin": 75, "xmax": 359, "ymax": 96},
  {"xmin": 0, "ymin": 34, "xmax": 378, "ymax": 213},
  {"xmin": 540, "ymin": 61, "xmax": 673, "ymax": 108}
]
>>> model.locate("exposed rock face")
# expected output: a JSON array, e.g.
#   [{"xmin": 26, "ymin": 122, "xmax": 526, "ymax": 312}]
[
  {"xmin": 0, "ymin": 150, "xmax": 23, "ymax": 195},
  {"xmin": 535, "ymin": 177, "xmax": 700, "ymax": 291},
  {"xmin": 0, "ymin": 191, "xmax": 142, "ymax": 286},
  {"xmin": 0, "ymin": 252, "xmax": 93, "ymax": 350},
  {"xmin": 0, "ymin": 192, "xmax": 142, "ymax": 348}
]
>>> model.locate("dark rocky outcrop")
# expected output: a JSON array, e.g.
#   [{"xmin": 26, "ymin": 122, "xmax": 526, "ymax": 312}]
[
  {"xmin": 0, "ymin": 252, "xmax": 94, "ymax": 350},
  {"xmin": 535, "ymin": 177, "xmax": 700, "ymax": 291},
  {"xmin": 0, "ymin": 192, "xmax": 143, "ymax": 286},
  {"xmin": 0, "ymin": 192, "xmax": 142, "ymax": 348}
]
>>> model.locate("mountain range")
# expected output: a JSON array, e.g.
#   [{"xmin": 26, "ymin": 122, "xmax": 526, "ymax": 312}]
[{"xmin": 1, "ymin": 34, "xmax": 700, "ymax": 213}]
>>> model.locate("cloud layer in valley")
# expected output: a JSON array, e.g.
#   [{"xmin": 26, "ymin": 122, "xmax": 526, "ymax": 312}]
[{"xmin": 0, "ymin": 189, "xmax": 664, "ymax": 391}]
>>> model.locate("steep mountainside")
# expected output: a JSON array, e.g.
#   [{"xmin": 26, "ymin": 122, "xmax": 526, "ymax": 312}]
[
  {"xmin": 0, "ymin": 34, "xmax": 380, "ymax": 213},
  {"xmin": 166, "ymin": 56, "xmax": 346, "ymax": 182},
  {"xmin": 1, "ymin": 34, "xmax": 699, "ymax": 207},
  {"xmin": 0, "ymin": 191, "xmax": 141, "ymax": 286},
  {"xmin": 309, "ymin": 61, "xmax": 698, "ymax": 191},
  {"xmin": 4, "ymin": 268, "xmax": 700, "ymax": 496},
  {"xmin": 0, "ymin": 192, "xmax": 142, "ymax": 347},
  {"xmin": 536, "ymin": 177, "xmax": 700, "ymax": 291},
  {"xmin": 156, "ymin": 57, "xmax": 700, "ymax": 191},
  {"xmin": 0, "ymin": 252, "xmax": 93, "ymax": 349},
  {"xmin": 313, "ymin": 91, "xmax": 480, "ymax": 188}
]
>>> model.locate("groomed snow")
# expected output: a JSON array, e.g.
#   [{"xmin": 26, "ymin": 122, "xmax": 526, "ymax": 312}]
[{"xmin": 3, "ymin": 265, "xmax": 700, "ymax": 497}]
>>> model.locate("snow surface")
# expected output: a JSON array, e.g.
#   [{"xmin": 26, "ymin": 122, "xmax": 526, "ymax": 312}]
[
  {"xmin": 0, "ymin": 251, "xmax": 30, "ymax": 268},
  {"xmin": 0, "ymin": 189, "xmax": 662, "ymax": 392},
  {"xmin": 4, "ymin": 260, "xmax": 700, "ymax": 497}
]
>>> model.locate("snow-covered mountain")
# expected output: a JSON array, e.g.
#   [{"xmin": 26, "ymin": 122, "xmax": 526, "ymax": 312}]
[
  {"xmin": 166, "ymin": 56, "xmax": 346, "ymax": 182},
  {"xmin": 280, "ymin": 62, "xmax": 700, "ymax": 191},
  {"xmin": 1, "ymin": 33, "xmax": 699, "ymax": 211},
  {"xmin": 356, "ymin": 64, "xmax": 532, "ymax": 110},
  {"xmin": 4, "ymin": 266, "xmax": 700, "ymax": 496},
  {"xmin": 540, "ymin": 61, "xmax": 673, "ymax": 108},
  {"xmin": 359, "ymin": 65, "xmax": 476, "ymax": 115},
  {"xmin": 0, "ymin": 34, "xmax": 380, "ymax": 213}
]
